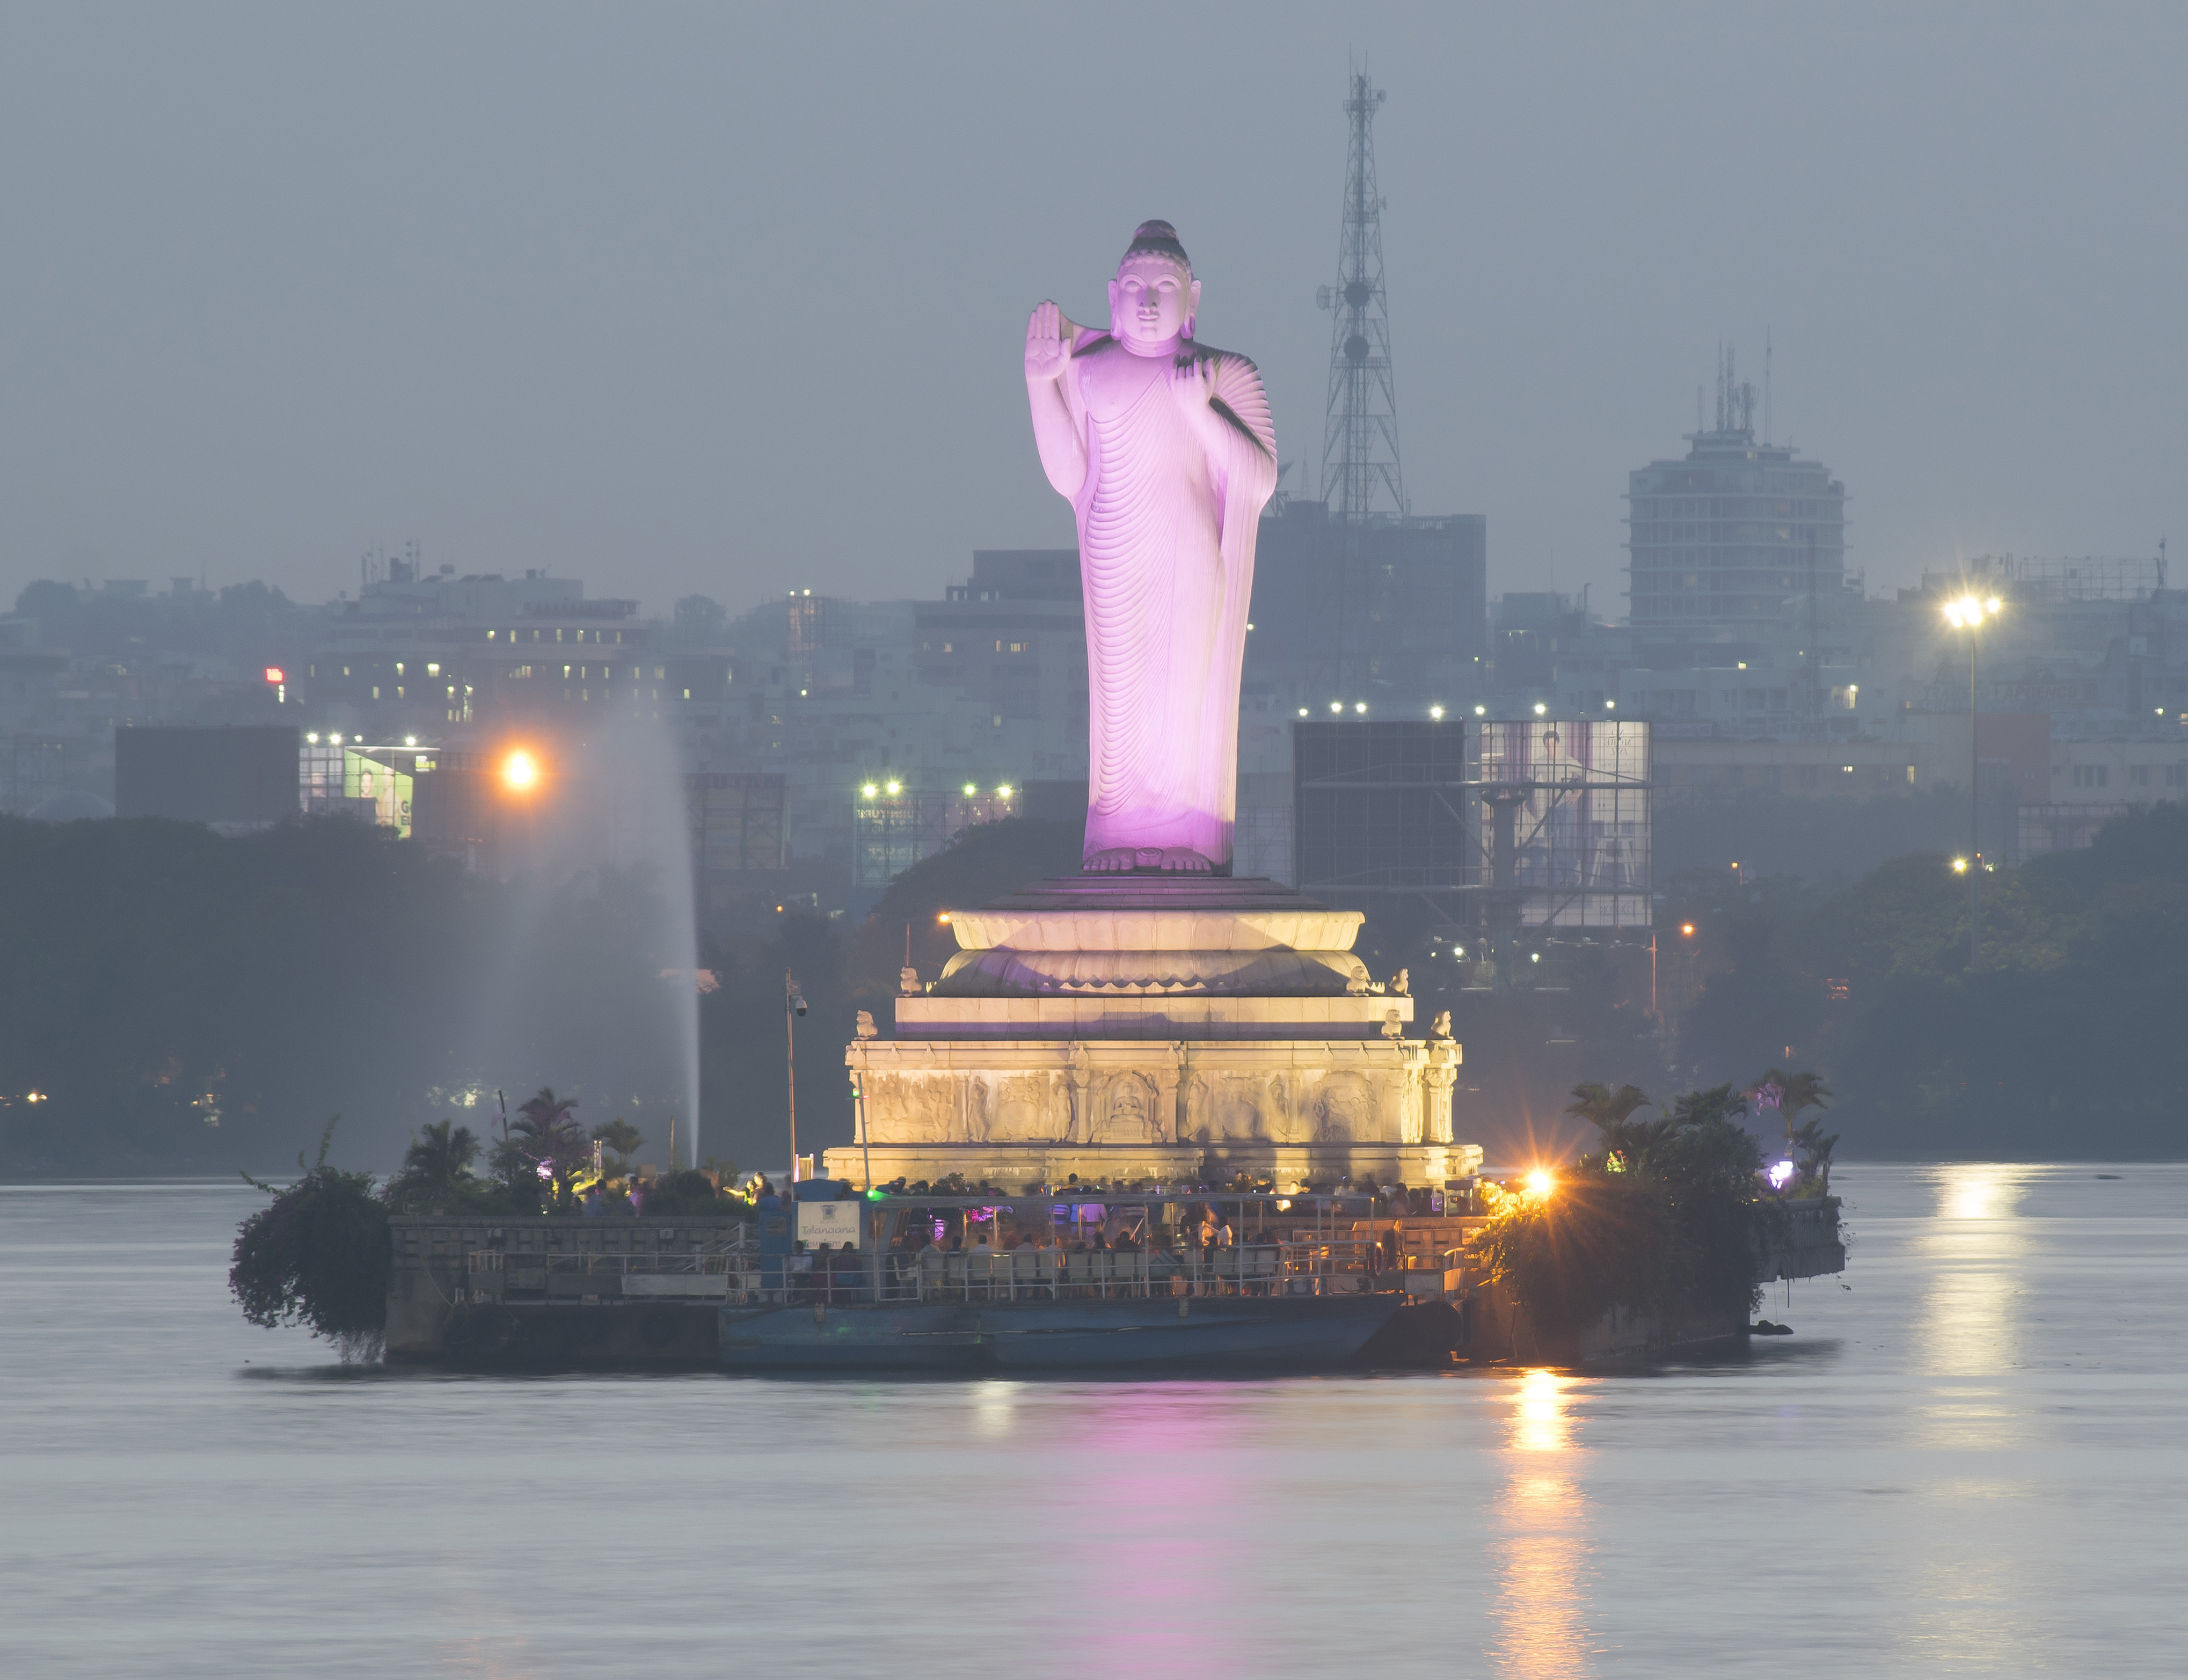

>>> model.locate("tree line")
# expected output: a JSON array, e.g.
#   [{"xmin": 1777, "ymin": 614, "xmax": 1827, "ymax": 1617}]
[{"xmin": 8, "ymin": 801, "xmax": 2182, "ymax": 1177}]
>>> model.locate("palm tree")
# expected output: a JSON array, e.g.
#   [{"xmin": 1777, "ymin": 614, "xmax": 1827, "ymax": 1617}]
[
  {"xmin": 1782, "ymin": 1071, "xmax": 1832, "ymax": 1119},
  {"xmin": 1567, "ymin": 1082, "xmax": 1653, "ymax": 1130},
  {"xmin": 393, "ymin": 1119, "xmax": 479, "ymax": 1201},
  {"xmin": 513, "ymin": 1086, "xmax": 586, "ymax": 1194},
  {"xmin": 1751, "ymin": 1067, "xmax": 1834, "ymax": 1149},
  {"xmin": 1566, "ymin": 1082, "xmax": 1658, "ymax": 1172},
  {"xmin": 589, "ymin": 1118, "xmax": 644, "ymax": 1179},
  {"xmin": 1669, "ymin": 1084, "xmax": 1748, "ymax": 1130},
  {"xmin": 1789, "ymin": 1117, "xmax": 1841, "ymax": 1195}
]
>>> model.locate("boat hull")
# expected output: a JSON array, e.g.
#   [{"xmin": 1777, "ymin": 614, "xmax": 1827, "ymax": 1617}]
[{"xmin": 718, "ymin": 1293, "xmax": 1407, "ymax": 1373}]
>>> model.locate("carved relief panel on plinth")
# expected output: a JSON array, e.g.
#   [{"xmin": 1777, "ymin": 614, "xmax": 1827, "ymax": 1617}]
[{"xmin": 1098, "ymin": 1070, "xmax": 1165, "ymax": 1145}]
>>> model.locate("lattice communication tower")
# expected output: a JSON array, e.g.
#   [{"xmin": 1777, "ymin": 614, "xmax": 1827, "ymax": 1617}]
[{"xmin": 1318, "ymin": 70, "xmax": 1406, "ymax": 522}]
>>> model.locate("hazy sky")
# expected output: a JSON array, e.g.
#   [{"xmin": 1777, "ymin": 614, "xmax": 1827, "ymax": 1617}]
[{"xmin": 3, "ymin": 2, "xmax": 2183, "ymax": 622}]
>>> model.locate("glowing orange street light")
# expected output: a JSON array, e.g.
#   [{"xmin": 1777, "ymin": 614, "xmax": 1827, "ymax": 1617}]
[
  {"xmin": 1681, "ymin": 923, "xmax": 1696, "ymax": 937},
  {"xmin": 1525, "ymin": 1170, "xmax": 1555, "ymax": 1197},
  {"xmin": 501, "ymin": 749, "xmax": 538, "ymax": 792}
]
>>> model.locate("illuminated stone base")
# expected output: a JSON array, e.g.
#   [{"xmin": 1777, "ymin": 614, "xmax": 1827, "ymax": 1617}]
[
  {"xmin": 821, "ymin": 1141, "xmax": 1479, "ymax": 1194},
  {"xmin": 829, "ymin": 876, "xmax": 1482, "ymax": 1193}
]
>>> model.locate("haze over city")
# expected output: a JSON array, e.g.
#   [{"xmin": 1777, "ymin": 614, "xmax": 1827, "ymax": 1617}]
[
  {"xmin": 5, "ymin": 1, "xmax": 2184, "ymax": 617},
  {"xmin": 6, "ymin": 10, "xmax": 2188, "ymax": 1675}
]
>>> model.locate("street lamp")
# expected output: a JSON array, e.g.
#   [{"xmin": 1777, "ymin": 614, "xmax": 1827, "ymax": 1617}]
[{"xmin": 1943, "ymin": 592, "xmax": 2003, "ymax": 971}]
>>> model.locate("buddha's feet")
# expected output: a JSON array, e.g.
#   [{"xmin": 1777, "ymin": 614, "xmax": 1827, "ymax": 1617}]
[{"xmin": 1083, "ymin": 846, "xmax": 1216, "ymax": 874}]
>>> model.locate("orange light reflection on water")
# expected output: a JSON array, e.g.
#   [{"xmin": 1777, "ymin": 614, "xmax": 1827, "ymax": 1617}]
[{"xmin": 1494, "ymin": 1369, "xmax": 1592, "ymax": 1678}]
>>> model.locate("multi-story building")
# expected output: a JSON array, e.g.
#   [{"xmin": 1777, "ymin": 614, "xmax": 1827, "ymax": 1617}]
[
  {"xmin": 303, "ymin": 560, "xmax": 686, "ymax": 739},
  {"xmin": 677, "ymin": 553, "xmax": 1092, "ymax": 889},
  {"xmin": 1625, "ymin": 370, "xmax": 1848, "ymax": 635},
  {"xmin": 910, "ymin": 550, "xmax": 1089, "ymax": 758},
  {"xmin": 2, "ymin": 579, "xmax": 307, "ymax": 813},
  {"xmin": 1249, "ymin": 500, "xmax": 1487, "ymax": 710}
]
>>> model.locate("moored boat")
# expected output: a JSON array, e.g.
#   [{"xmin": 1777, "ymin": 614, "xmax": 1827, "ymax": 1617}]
[
  {"xmin": 719, "ymin": 1292, "xmax": 1407, "ymax": 1372},
  {"xmin": 716, "ymin": 1186, "xmax": 1471, "ymax": 1372}
]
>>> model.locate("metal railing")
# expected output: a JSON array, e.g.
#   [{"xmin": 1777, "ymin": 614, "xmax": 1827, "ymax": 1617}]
[
  {"xmin": 460, "ymin": 1227, "xmax": 1479, "ymax": 1309},
  {"xmin": 468, "ymin": 1236, "xmax": 756, "ymax": 1303},
  {"xmin": 468, "ymin": 1250, "xmax": 747, "ymax": 1276},
  {"xmin": 752, "ymin": 1240, "xmax": 1448, "ymax": 1306}
]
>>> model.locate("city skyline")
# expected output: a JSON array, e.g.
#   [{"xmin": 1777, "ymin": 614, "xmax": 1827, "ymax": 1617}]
[{"xmin": 3, "ymin": 4, "xmax": 2183, "ymax": 620}]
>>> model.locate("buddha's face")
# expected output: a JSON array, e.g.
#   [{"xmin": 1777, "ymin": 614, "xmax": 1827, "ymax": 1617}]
[{"xmin": 1108, "ymin": 254, "xmax": 1199, "ymax": 352}]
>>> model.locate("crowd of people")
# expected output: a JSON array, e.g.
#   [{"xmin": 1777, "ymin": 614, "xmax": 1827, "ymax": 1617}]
[
  {"xmin": 744, "ymin": 1182, "xmax": 1464, "ymax": 1305},
  {"xmin": 776, "ymin": 1205, "xmax": 1294, "ymax": 1304}
]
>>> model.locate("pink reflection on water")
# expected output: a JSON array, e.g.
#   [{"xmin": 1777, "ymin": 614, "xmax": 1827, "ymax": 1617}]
[{"xmin": 1035, "ymin": 1383, "xmax": 1259, "ymax": 1676}]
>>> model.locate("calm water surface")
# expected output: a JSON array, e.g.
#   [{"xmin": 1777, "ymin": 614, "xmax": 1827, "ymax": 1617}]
[{"xmin": 2, "ymin": 1163, "xmax": 2183, "ymax": 1677}]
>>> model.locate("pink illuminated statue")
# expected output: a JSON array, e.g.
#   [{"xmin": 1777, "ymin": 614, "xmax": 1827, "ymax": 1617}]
[{"xmin": 1025, "ymin": 221, "xmax": 1278, "ymax": 874}]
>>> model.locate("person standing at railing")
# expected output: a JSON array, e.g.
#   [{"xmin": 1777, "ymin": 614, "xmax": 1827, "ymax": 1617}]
[{"xmin": 827, "ymin": 1243, "xmax": 859, "ymax": 1305}]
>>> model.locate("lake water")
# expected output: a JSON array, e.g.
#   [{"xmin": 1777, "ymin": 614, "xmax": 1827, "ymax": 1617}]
[{"xmin": 2, "ymin": 1163, "xmax": 2183, "ymax": 1677}]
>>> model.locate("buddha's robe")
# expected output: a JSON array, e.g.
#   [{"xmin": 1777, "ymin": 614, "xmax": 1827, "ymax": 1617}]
[{"xmin": 1058, "ymin": 333, "xmax": 1278, "ymax": 868}]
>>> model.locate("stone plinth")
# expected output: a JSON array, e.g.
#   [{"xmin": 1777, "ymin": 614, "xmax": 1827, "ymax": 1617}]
[
  {"xmin": 828, "ymin": 877, "xmax": 1480, "ymax": 1190},
  {"xmin": 893, "ymin": 995, "xmax": 1411, "ymax": 1040}
]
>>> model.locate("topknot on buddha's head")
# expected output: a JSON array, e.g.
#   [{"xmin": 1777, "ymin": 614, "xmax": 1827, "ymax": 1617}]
[{"xmin": 1120, "ymin": 220, "xmax": 1191, "ymax": 274}]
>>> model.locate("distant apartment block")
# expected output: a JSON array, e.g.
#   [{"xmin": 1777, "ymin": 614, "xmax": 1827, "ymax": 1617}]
[{"xmin": 1626, "ymin": 362, "xmax": 1847, "ymax": 632}]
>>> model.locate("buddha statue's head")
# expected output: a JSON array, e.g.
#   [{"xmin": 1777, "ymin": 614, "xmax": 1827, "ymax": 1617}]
[{"xmin": 1109, "ymin": 220, "xmax": 1200, "ymax": 355}]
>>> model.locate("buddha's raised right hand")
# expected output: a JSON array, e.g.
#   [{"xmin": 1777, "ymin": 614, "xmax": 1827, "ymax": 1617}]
[{"xmin": 1024, "ymin": 300, "xmax": 1074, "ymax": 382}]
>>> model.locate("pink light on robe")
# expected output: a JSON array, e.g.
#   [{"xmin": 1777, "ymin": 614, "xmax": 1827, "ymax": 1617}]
[{"xmin": 1025, "ymin": 221, "xmax": 1279, "ymax": 874}]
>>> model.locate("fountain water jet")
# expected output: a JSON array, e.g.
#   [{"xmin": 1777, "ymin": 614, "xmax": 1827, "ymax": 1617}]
[{"xmin": 450, "ymin": 710, "xmax": 698, "ymax": 1173}]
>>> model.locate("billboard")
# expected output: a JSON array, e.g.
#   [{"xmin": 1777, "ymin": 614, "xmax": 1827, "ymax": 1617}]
[
  {"xmin": 852, "ymin": 783, "xmax": 1020, "ymax": 889},
  {"xmin": 1289, "ymin": 718, "xmax": 1653, "ymax": 933},
  {"xmin": 300, "ymin": 741, "xmax": 425, "ymax": 835},
  {"xmin": 1292, "ymin": 720, "xmax": 1471, "ymax": 899},
  {"xmin": 1475, "ymin": 719, "xmax": 1651, "ymax": 928},
  {"xmin": 689, "ymin": 772, "xmax": 789, "ymax": 875},
  {"xmin": 115, "ymin": 727, "xmax": 300, "ymax": 828}
]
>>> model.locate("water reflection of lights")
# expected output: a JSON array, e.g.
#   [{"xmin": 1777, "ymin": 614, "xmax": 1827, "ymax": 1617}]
[
  {"xmin": 1046, "ymin": 1387, "xmax": 1239, "ymax": 1675},
  {"xmin": 972, "ymin": 1381, "xmax": 1022, "ymax": 1438},
  {"xmin": 1919, "ymin": 1164, "xmax": 2037, "ymax": 1415},
  {"xmin": 1937, "ymin": 1163, "xmax": 2034, "ymax": 1222},
  {"xmin": 1513, "ymin": 1368, "xmax": 1576, "ymax": 1453},
  {"xmin": 1496, "ymin": 1370, "xmax": 1592, "ymax": 1675}
]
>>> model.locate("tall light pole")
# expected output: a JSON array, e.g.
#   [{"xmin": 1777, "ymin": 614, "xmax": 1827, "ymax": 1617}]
[
  {"xmin": 784, "ymin": 970, "xmax": 807, "ymax": 1179},
  {"xmin": 1943, "ymin": 593, "xmax": 2002, "ymax": 971}
]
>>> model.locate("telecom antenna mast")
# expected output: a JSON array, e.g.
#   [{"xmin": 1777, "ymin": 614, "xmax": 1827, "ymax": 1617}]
[{"xmin": 1318, "ymin": 69, "xmax": 1405, "ymax": 522}]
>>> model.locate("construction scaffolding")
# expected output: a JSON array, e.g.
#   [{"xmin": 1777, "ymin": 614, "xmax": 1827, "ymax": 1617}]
[
  {"xmin": 1474, "ymin": 720, "xmax": 1653, "ymax": 932},
  {"xmin": 1965, "ymin": 554, "xmax": 2168, "ymax": 603},
  {"xmin": 1292, "ymin": 719, "xmax": 1654, "ymax": 963},
  {"xmin": 689, "ymin": 773, "xmax": 788, "ymax": 875},
  {"xmin": 852, "ymin": 785, "xmax": 1019, "ymax": 889}
]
